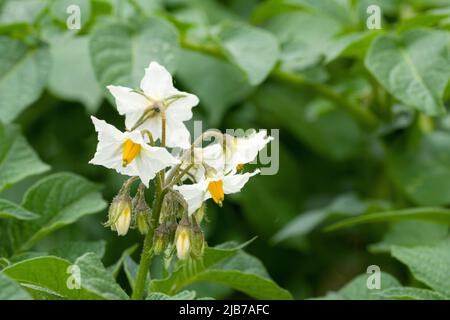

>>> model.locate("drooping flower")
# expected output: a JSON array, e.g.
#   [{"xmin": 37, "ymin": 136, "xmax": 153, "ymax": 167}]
[
  {"xmin": 174, "ymin": 169, "xmax": 260, "ymax": 215},
  {"xmin": 89, "ymin": 116, "xmax": 179, "ymax": 187},
  {"xmin": 178, "ymin": 130, "xmax": 272, "ymax": 184},
  {"xmin": 107, "ymin": 62, "xmax": 199, "ymax": 149},
  {"xmin": 223, "ymin": 130, "xmax": 273, "ymax": 171}
]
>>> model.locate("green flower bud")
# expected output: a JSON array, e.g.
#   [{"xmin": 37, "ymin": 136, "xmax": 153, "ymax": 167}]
[
  {"xmin": 153, "ymin": 223, "xmax": 169, "ymax": 255},
  {"xmin": 106, "ymin": 194, "xmax": 132, "ymax": 236},
  {"xmin": 175, "ymin": 216, "xmax": 191, "ymax": 260},
  {"xmin": 132, "ymin": 183, "xmax": 152, "ymax": 235},
  {"xmin": 160, "ymin": 190, "xmax": 188, "ymax": 223},
  {"xmin": 136, "ymin": 211, "xmax": 150, "ymax": 235},
  {"xmin": 190, "ymin": 218, "xmax": 205, "ymax": 259}
]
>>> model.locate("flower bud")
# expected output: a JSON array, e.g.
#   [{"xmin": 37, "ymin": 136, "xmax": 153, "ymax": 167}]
[
  {"xmin": 190, "ymin": 218, "xmax": 205, "ymax": 259},
  {"xmin": 132, "ymin": 184, "xmax": 152, "ymax": 235},
  {"xmin": 175, "ymin": 216, "xmax": 191, "ymax": 260},
  {"xmin": 160, "ymin": 190, "xmax": 188, "ymax": 223},
  {"xmin": 153, "ymin": 223, "xmax": 169, "ymax": 255},
  {"xmin": 136, "ymin": 211, "xmax": 150, "ymax": 235},
  {"xmin": 106, "ymin": 194, "xmax": 132, "ymax": 236}
]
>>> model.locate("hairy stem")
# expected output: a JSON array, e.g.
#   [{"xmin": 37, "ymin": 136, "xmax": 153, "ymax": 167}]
[{"xmin": 131, "ymin": 177, "xmax": 167, "ymax": 300}]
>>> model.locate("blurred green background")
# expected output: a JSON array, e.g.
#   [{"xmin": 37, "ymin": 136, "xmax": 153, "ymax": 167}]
[{"xmin": 1, "ymin": 0, "xmax": 450, "ymax": 299}]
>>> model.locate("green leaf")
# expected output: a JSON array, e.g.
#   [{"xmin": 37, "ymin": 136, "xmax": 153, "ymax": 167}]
[
  {"xmin": 123, "ymin": 254, "xmax": 139, "ymax": 290},
  {"xmin": 316, "ymin": 272, "xmax": 401, "ymax": 300},
  {"xmin": 2, "ymin": 254, "xmax": 128, "ymax": 299},
  {"xmin": 74, "ymin": 253, "xmax": 128, "ymax": 300},
  {"xmin": 265, "ymin": 11, "xmax": 343, "ymax": 71},
  {"xmin": 274, "ymin": 193, "xmax": 388, "ymax": 242},
  {"xmin": 108, "ymin": 244, "xmax": 139, "ymax": 279},
  {"xmin": 0, "ymin": 122, "xmax": 50, "ymax": 192},
  {"xmin": 369, "ymin": 221, "xmax": 449, "ymax": 253},
  {"xmin": 0, "ymin": 37, "xmax": 51, "ymax": 122},
  {"xmin": 0, "ymin": 199, "xmax": 38, "ymax": 220},
  {"xmin": 9, "ymin": 173, "xmax": 107, "ymax": 252},
  {"xmin": 365, "ymin": 29, "xmax": 450, "ymax": 115},
  {"xmin": 50, "ymin": 0, "xmax": 91, "ymax": 27},
  {"xmin": 2, "ymin": 256, "xmax": 100, "ymax": 299},
  {"xmin": 90, "ymin": 17, "xmax": 179, "ymax": 92},
  {"xmin": 375, "ymin": 287, "xmax": 448, "ymax": 300},
  {"xmin": 175, "ymin": 49, "xmax": 252, "ymax": 125},
  {"xmin": 0, "ymin": 0, "xmax": 47, "ymax": 26},
  {"xmin": 326, "ymin": 207, "xmax": 450, "ymax": 231},
  {"xmin": 48, "ymin": 34, "xmax": 103, "ymax": 113},
  {"xmin": 387, "ymin": 132, "xmax": 450, "ymax": 206},
  {"xmin": 391, "ymin": 240, "xmax": 450, "ymax": 296},
  {"xmin": 147, "ymin": 290, "xmax": 197, "ymax": 300},
  {"xmin": 49, "ymin": 240, "xmax": 106, "ymax": 262},
  {"xmin": 150, "ymin": 240, "xmax": 292, "ymax": 300},
  {"xmin": 0, "ymin": 272, "xmax": 32, "ymax": 300},
  {"xmin": 213, "ymin": 21, "xmax": 279, "ymax": 85}
]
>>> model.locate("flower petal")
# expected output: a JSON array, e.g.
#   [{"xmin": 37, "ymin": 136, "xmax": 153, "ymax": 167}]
[
  {"xmin": 222, "ymin": 169, "xmax": 260, "ymax": 194},
  {"xmin": 107, "ymin": 85, "xmax": 148, "ymax": 130},
  {"xmin": 174, "ymin": 181, "xmax": 210, "ymax": 215},
  {"xmin": 89, "ymin": 116, "xmax": 124, "ymax": 169},
  {"xmin": 225, "ymin": 130, "xmax": 273, "ymax": 169},
  {"xmin": 137, "ymin": 115, "xmax": 162, "ymax": 142},
  {"xmin": 165, "ymin": 92, "xmax": 199, "ymax": 122},
  {"xmin": 140, "ymin": 61, "xmax": 176, "ymax": 100},
  {"xmin": 165, "ymin": 119, "xmax": 191, "ymax": 149}
]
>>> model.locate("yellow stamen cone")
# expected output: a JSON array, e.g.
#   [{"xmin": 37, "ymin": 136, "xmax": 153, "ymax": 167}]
[
  {"xmin": 208, "ymin": 180, "xmax": 224, "ymax": 207},
  {"xmin": 122, "ymin": 139, "xmax": 141, "ymax": 167}
]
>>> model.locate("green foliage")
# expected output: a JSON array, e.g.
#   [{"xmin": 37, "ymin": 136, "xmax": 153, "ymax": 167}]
[
  {"xmin": 213, "ymin": 20, "xmax": 279, "ymax": 85},
  {"xmin": 392, "ymin": 240, "xmax": 450, "ymax": 297},
  {"xmin": 151, "ymin": 241, "xmax": 292, "ymax": 300},
  {"xmin": 1, "ymin": 0, "xmax": 450, "ymax": 300},
  {"xmin": 8, "ymin": 173, "xmax": 107, "ymax": 253},
  {"xmin": 376, "ymin": 287, "xmax": 447, "ymax": 300},
  {"xmin": 2, "ymin": 254, "xmax": 127, "ymax": 299},
  {"xmin": 366, "ymin": 29, "xmax": 450, "ymax": 115},
  {"xmin": 316, "ymin": 272, "xmax": 401, "ymax": 300},
  {"xmin": 0, "ymin": 272, "xmax": 32, "ymax": 300},
  {"xmin": 0, "ymin": 38, "xmax": 51, "ymax": 122},
  {"xmin": 89, "ymin": 17, "xmax": 180, "ymax": 92},
  {"xmin": 0, "ymin": 122, "xmax": 49, "ymax": 191},
  {"xmin": 0, "ymin": 199, "xmax": 38, "ymax": 220}
]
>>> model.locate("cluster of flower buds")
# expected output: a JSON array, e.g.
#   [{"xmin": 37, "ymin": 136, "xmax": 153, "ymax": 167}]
[{"xmin": 91, "ymin": 61, "xmax": 273, "ymax": 261}]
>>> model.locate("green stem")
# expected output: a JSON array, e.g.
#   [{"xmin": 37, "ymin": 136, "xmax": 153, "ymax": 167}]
[{"xmin": 131, "ymin": 180, "xmax": 168, "ymax": 300}]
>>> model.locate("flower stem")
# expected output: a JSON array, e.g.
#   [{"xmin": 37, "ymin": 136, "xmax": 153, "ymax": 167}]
[{"xmin": 131, "ymin": 179, "xmax": 167, "ymax": 300}]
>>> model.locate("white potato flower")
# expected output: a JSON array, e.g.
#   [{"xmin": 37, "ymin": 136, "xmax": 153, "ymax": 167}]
[
  {"xmin": 89, "ymin": 116, "xmax": 179, "ymax": 187},
  {"xmin": 223, "ymin": 130, "xmax": 273, "ymax": 171},
  {"xmin": 180, "ymin": 130, "xmax": 272, "ymax": 181},
  {"xmin": 174, "ymin": 169, "xmax": 260, "ymax": 215},
  {"xmin": 107, "ymin": 62, "xmax": 199, "ymax": 149}
]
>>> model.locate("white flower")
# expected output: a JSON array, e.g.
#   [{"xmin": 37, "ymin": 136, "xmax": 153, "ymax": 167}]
[
  {"xmin": 107, "ymin": 62, "xmax": 199, "ymax": 149},
  {"xmin": 174, "ymin": 169, "xmax": 260, "ymax": 215},
  {"xmin": 223, "ymin": 130, "xmax": 273, "ymax": 171},
  {"xmin": 179, "ymin": 143, "xmax": 225, "ymax": 182},
  {"xmin": 89, "ymin": 116, "xmax": 179, "ymax": 187}
]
